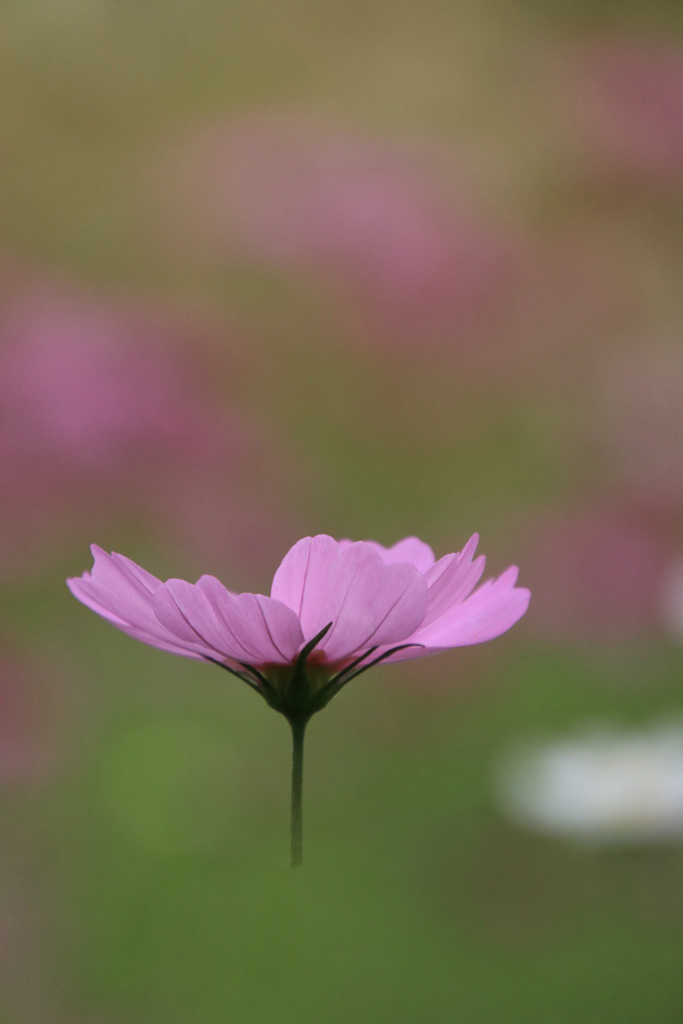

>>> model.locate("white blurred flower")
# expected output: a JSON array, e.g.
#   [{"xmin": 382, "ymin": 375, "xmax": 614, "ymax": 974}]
[{"xmin": 494, "ymin": 724, "xmax": 683, "ymax": 844}]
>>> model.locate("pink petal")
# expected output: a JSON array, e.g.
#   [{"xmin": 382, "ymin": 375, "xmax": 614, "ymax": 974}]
[
  {"xmin": 78, "ymin": 546, "xmax": 164, "ymax": 629},
  {"xmin": 379, "ymin": 566, "xmax": 530, "ymax": 662},
  {"xmin": 194, "ymin": 576, "xmax": 304, "ymax": 664},
  {"xmin": 416, "ymin": 566, "xmax": 530, "ymax": 649},
  {"xmin": 66, "ymin": 576, "xmax": 131, "ymax": 629},
  {"xmin": 271, "ymin": 535, "xmax": 428, "ymax": 661},
  {"xmin": 67, "ymin": 547, "xmax": 208, "ymax": 659},
  {"xmin": 110, "ymin": 620, "xmax": 210, "ymax": 659},
  {"xmin": 270, "ymin": 535, "xmax": 329, "ymax": 618},
  {"xmin": 109, "ymin": 551, "xmax": 164, "ymax": 595},
  {"xmin": 421, "ymin": 534, "xmax": 486, "ymax": 628},
  {"xmin": 339, "ymin": 536, "xmax": 436, "ymax": 572},
  {"xmin": 153, "ymin": 576, "xmax": 303, "ymax": 666}
]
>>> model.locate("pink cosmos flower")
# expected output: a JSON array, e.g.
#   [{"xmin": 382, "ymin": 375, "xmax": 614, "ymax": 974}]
[
  {"xmin": 68, "ymin": 534, "xmax": 529, "ymax": 701},
  {"xmin": 68, "ymin": 533, "xmax": 529, "ymax": 864}
]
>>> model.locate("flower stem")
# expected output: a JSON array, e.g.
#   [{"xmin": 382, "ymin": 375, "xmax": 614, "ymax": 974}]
[{"xmin": 288, "ymin": 715, "xmax": 309, "ymax": 868}]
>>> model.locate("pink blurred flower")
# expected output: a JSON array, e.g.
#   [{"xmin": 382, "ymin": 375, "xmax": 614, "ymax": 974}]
[
  {"xmin": 68, "ymin": 534, "xmax": 529, "ymax": 705},
  {"xmin": 0, "ymin": 286, "xmax": 238, "ymax": 492},
  {"xmin": 160, "ymin": 114, "xmax": 522, "ymax": 344},
  {"xmin": 523, "ymin": 507, "xmax": 672, "ymax": 643},
  {"xmin": 571, "ymin": 39, "xmax": 683, "ymax": 182},
  {"xmin": 595, "ymin": 346, "xmax": 683, "ymax": 515},
  {"xmin": 0, "ymin": 278, "xmax": 297, "ymax": 576}
]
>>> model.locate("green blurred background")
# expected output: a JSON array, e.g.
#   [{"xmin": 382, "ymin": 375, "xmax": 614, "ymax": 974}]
[{"xmin": 1, "ymin": 0, "xmax": 683, "ymax": 1021}]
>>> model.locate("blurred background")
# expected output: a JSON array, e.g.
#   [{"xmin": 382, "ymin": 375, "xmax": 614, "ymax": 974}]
[{"xmin": 1, "ymin": 0, "xmax": 683, "ymax": 1020}]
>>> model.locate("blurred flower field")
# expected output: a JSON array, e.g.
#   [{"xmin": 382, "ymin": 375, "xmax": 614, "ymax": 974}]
[{"xmin": 1, "ymin": 0, "xmax": 683, "ymax": 1021}]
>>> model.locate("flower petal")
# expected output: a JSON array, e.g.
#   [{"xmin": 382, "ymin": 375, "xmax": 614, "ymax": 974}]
[
  {"xmin": 271, "ymin": 535, "xmax": 428, "ymax": 661},
  {"xmin": 198, "ymin": 578, "xmax": 304, "ymax": 664},
  {"xmin": 421, "ymin": 533, "xmax": 486, "ymax": 628},
  {"xmin": 270, "ymin": 535, "xmax": 336, "ymax": 618},
  {"xmin": 67, "ymin": 546, "xmax": 208, "ymax": 659},
  {"xmin": 379, "ymin": 565, "xmax": 530, "ymax": 661},
  {"xmin": 339, "ymin": 536, "xmax": 436, "ymax": 572},
  {"xmin": 153, "ymin": 576, "xmax": 304, "ymax": 666}
]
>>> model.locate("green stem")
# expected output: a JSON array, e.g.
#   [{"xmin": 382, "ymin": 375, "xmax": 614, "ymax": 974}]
[{"xmin": 288, "ymin": 715, "xmax": 309, "ymax": 868}]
